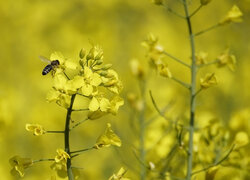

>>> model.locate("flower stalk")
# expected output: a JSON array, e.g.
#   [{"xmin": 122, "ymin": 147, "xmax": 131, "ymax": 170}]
[
  {"xmin": 183, "ymin": 0, "xmax": 197, "ymax": 179},
  {"xmin": 64, "ymin": 94, "xmax": 76, "ymax": 180},
  {"xmin": 139, "ymin": 80, "xmax": 146, "ymax": 180}
]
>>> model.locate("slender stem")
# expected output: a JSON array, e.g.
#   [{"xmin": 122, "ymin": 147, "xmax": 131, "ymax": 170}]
[
  {"xmin": 70, "ymin": 147, "xmax": 95, "ymax": 158},
  {"xmin": 164, "ymin": 5, "xmax": 186, "ymax": 19},
  {"xmin": 171, "ymin": 77, "xmax": 191, "ymax": 89},
  {"xmin": 189, "ymin": 5, "xmax": 202, "ymax": 18},
  {"xmin": 139, "ymin": 80, "xmax": 146, "ymax": 180},
  {"xmin": 132, "ymin": 149, "xmax": 149, "ymax": 169},
  {"xmin": 71, "ymin": 147, "xmax": 95, "ymax": 154},
  {"xmin": 64, "ymin": 72, "xmax": 70, "ymax": 80},
  {"xmin": 194, "ymin": 88, "xmax": 202, "ymax": 97},
  {"xmin": 72, "ymin": 108, "xmax": 88, "ymax": 111},
  {"xmin": 183, "ymin": 1, "xmax": 197, "ymax": 180},
  {"xmin": 191, "ymin": 145, "xmax": 235, "ymax": 176},
  {"xmin": 46, "ymin": 130, "xmax": 65, "ymax": 133},
  {"xmin": 76, "ymin": 92, "xmax": 89, "ymax": 98},
  {"xmin": 70, "ymin": 118, "xmax": 88, "ymax": 130},
  {"xmin": 194, "ymin": 23, "xmax": 221, "ymax": 36},
  {"xmin": 65, "ymin": 94, "xmax": 76, "ymax": 180},
  {"xmin": 163, "ymin": 51, "xmax": 190, "ymax": 68},
  {"xmin": 33, "ymin": 158, "xmax": 54, "ymax": 163},
  {"xmin": 149, "ymin": 90, "xmax": 172, "ymax": 122},
  {"xmin": 198, "ymin": 59, "xmax": 219, "ymax": 68}
]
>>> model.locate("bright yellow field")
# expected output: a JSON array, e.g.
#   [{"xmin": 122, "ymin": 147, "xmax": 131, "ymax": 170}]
[{"xmin": 0, "ymin": 0, "xmax": 249, "ymax": 180}]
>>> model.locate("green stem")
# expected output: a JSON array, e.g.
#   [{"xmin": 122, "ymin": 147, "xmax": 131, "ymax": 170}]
[
  {"xmin": 183, "ymin": 1, "xmax": 197, "ymax": 180},
  {"xmin": 171, "ymin": 77, "xmax": 191, "ymax": 89},
  {"xmin": 70, "ymin": 117, "xmax": 88, "ymax": 130},
  {"xmin": 163, "ymin": 51, "xmax": 190, "ymax": 68},
  {"xmin": 46, "ymin": 130, "xmax": 64, "ymax": 133},
  {"xmin": 198, "ymin": 59, "xmax": 219, "ymax": 68},
  {"xmin": 139, "ymin": 80, "xmax": 146, "ymax": 180},
  {"xmin": 164, "ymin": 5, "xmax": 186, "ymax": 19},
  {"xmin": 191, "ymin": 145, "xmax": 235, "ymax": 176},
  {"xmin": 189, "ymin": 4, "xmax": 202, "ymax": 18},
  {"xmin": 72, "ymin": 108, "xmax": 88, "ymax": 111},
  {"xmin": 65, "ymin": 94, "xmax": 76, "ymax": 180},
  {"xmin": 33, "ymin": 158, "xmax": 54, "ymax": 163},
  {"xmin": 71, "ymin": 147, "xmax": 95, "ymax": 158},
  {"xmin": 194, "ymin": 23, "xmax": 221, "ymax": 36}
]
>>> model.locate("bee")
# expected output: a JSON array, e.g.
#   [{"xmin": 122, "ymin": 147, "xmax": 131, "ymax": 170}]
[{"xmin": 39, "ymin": 56, "xmax": 60, "ymax": 75}]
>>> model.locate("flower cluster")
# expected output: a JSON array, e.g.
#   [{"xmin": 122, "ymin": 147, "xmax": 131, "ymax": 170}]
[
  {"xmin": 46, "ymin": 46, "xmax": 123, "ymax": 119},
  {"xmin": 9, "ymin": 156, "xmax": 33, "ymax": 177}
]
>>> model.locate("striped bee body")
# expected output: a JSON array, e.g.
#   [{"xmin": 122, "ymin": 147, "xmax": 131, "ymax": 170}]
[
  {"xmin": 42, "ymin": 64, "xmax": 53, "ymax": 75},
  {"xmin": 39, "ymin": 56, "xmax": 60, "ymax": 75}
]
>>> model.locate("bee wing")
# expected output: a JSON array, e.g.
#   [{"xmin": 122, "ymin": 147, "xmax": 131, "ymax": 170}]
[{"xmin": 39, "ymin": 55, "xmax": 51, "ymax": 63}]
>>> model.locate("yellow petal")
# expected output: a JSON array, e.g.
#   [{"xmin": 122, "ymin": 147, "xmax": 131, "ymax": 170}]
[
  {"xmin": 65, "ymin": 60, "xmax": 77, "ymax": 70},
  {"xmin": 46, "ymin": 89, "xmax": 61, "ymax": 102},
  {"xmin": 90, "ymin": 73, "xmax": 102, "ymax": 86},
  {"xmin": 50, "ymin": 52, "xmax": 65, "ymax": 64},
  {"xmin": 234, "ymin": 131, "xmax": 249, "ymax": 148},
  {"xmin": 200, "ymin": 73, "xmax": 218, "ymax": 89},
  {"xmin": 89, "ymin": 97, "xmax": 99, "ymax": 111},
  {"xmin": 81, "ymin": 83, "xmax": 93, "ymax": 96},
  {"xmin": 94, "ymin": 123, "xmax": 121, "ymax": 149},
  {"xmin": 99, "ymin": 98, "xmax": 111, "ymax": 112},
  {"xmin": 109, "ymin": 96, "xmax": 124, "ymax": 115}
]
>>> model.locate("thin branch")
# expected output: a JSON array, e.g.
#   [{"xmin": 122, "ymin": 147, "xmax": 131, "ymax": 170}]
[
  {"xmin": 46, "ymin": 130, "xmax": 65, "ymax": 134},
  {"xmin": 71, "ymin": 147, "xmax": 95, "ymax": 158},
  {"xmin": 33, "ymin": 158, "xmax": 54, "ymax": 163},
  {"xmin": 189, "ymin": 5, "xmax": 203, "ymax": 18},
  {"xmin": 163, "ymin": 51, "xmax": 190, "ymax": 68},
  {"xmin": 191, "ymin": 145, "xmax": 235, "ymax": 176},
  {"xmin": 194, "ymin": 88, "xmax": 202, "ymax": 97},
  {"xmin": 72, "ymin": 108, "xmax": 88, "ymax": 111},
  {"xmin": 132, "ymin": 149, "xmax": 149, "ymax": 169},
  {"xmin": 171, "ymin": 77, "xmax": 191, "ymax": 89},
  {"xmin": 149, "ymin": 90, "xmax": 171, "ymax": 122},
  {"xmin": 145, "ymin": 100, "xmax": 175, "ymax": 126},
  {"xmin": 70, "ymin": 117, "xmax": 88, "ymax": 130},
  {"xmin": 198, "ymin": 59, "xmax": 219, "ymax": 68},
  {"xmin": 76, "ymin": 92, "xmax": 89, "ymax": 98},
  {"xmin": 164, "ymin": 5, "xmax": 186, "ymax": 19},
  {"xmin": 63, "ymin": 72, "xmax": 70, "ymax": 80},
  {"xmin": 194, "ymin": 24, "xmax": 221, "ymax": 36}
]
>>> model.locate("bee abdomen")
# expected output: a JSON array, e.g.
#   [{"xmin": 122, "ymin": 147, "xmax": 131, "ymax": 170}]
[{"xmin": 42, "ymin": 65, "xmax": 53, "ymax": 75}]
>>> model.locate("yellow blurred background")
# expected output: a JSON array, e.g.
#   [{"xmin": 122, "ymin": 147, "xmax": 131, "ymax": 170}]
[{"xmin": 0, "ymin": 0, "xmax": 249, "ymax": 179}]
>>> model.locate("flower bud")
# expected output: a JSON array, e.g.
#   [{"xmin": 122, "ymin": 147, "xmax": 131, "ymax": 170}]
[
  {"xmin": 79, "ymin": 48, "xmax": 86, "ymax": 59},
  {"xmin": 102, "ymin": 64, "xmax": 112, "ymax": 70},
  {"xmin": 95, "ymin": 52, "xmax": 103, "ymax": 60},
  {"xmin": 99, "ymin": 71, "xmax": 108, "ymax": 76},
  {"xmin": 95, "ymin": 59, "xmax": 103, "ymax": 65},
  {"xmin": 79, "ymin": 59, "xmax": 84, "ymax": 67}
]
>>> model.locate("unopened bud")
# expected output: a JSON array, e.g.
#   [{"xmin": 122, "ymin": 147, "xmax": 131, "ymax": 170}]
[
  {"xmin": 95, "ymin": 59, "xmax": 103, "ymax": 65},
  {"xmin": 104, "ymin": 79, "xmax": 117, "ymax": 87},
  {"xmin": 102, "ymin": 64, "xmax": 112, "ymax": 70},
  {"xmin": 79, "ymin": 59, "xmax": 84, "ymax": 67},
  {"xmin": 95, "ymin": 52, "xmax": 103, "ymax": 60},
  {"xmin": 79, "ymin": 48, "xmax": 86, "ymax": 59},
  {"xmin": 99, "ymin": 71, "xmax": 108, "ymax": 76}
]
